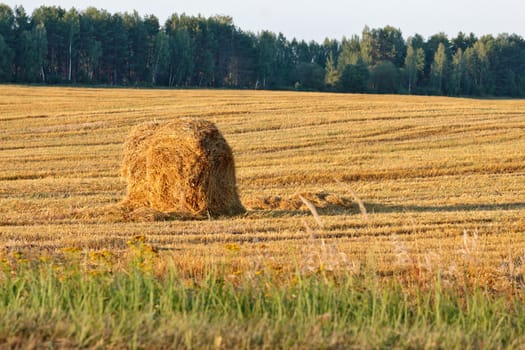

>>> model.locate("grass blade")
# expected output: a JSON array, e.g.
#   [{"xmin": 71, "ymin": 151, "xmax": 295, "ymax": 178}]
[{"xmin": 298, "ymin": 194, "xmax": 323, "ymax": 228}]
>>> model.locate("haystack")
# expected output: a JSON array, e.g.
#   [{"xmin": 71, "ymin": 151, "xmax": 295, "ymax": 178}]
[{"xmin": 121, "ymin": 118, "xmax": 245, "ymax": 218}]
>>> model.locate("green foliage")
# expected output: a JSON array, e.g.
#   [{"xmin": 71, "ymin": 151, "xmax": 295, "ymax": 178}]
[
  {"xmin": 256, "ymin": 31, "xmax": 277, "ymax": 88},
  {"xmin": 0, "ymin": 33, "xmax": 13, "ymax": 81},
  {"xmin": 13, "ymin": 30, "xmax": 36, "ymax": 81},
  {"xmin": 404, "ymin": 44, "xmax": 425, "ymax": 93},
  {"xmin": 33, "ymin": 22, "xmax": 47, "ymax": 82},
  {"xmin": 293, "ymin": 62, "xmax": 325, "ymax": 90},
  {"xmin": 338, "ymin": 61, "xmax": 369, "ymax": 92},
  {"xmin": 465, "ymin": 39, "xmax": 493, "ymax": 95},
  {"xmin": 0, "ymin": 4, "xmax": 15, "ymax": 81},
  {"xmin": 124, "ymin": 11, "xmax": 156, "ymax": 83},
  {"xmin": 450, "ymin": 48, "xmax": 466, "ymax": 95},
  {"xmin": 431, "ymin": 43, "xmax": 449, "ymax": 94},
  {"xmin": 0, "ymin": 4, "xmax": 15, "ymax": 43},
  {"xmin": 167, "ymin": 26, "xmax": 193, "ymax": 86},
  {"xmin": 77, "ymin": 8, "xmax": 102, "ymax": 82},
  {"xmin": 365, "ymin": 26, "xmax": 406, "ymax": 67},
  {"xmin": 360, "ymin": 25, "xmax": 373, "ymax": 65},
  {"xmin": 152, "ymin": 31, "xmax": 169, "ymax": 85},
  {"xmin": 370, "ymin": 61, "xmax": 401, "ymax": 93},
  {"xmin": 0, "ymin": 4, "xmax": 523, "ymax": 96},
  {"xmin": 337, "ymin": 35, "xmax": 361, "ymax": 69},
  {"xmin": 324, "ymin": 51, "xmax": 338, "ymax": 88}
]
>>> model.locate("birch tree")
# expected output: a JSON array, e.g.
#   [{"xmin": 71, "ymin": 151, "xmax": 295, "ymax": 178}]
[
  {"xmin": 431, "ymin": 43, "xmax": 448, "ymax": 94},
  {"xmin": 404, "ymin": 44, "xmax": 424, "ymax": 94}
]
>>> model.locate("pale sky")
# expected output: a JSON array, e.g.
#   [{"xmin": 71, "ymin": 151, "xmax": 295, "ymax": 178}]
[{"xmin": 3, "ymin": 0, "xmax": 525, "ymax": 42}]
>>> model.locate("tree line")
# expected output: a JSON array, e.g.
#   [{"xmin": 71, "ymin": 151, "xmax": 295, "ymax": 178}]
[{"xmin": 1, "ymin": 4, "xmax": 524, "ymax": 96}]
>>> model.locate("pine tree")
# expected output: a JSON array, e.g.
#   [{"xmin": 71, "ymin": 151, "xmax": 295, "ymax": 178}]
[
  {"xmin": 0, "ymin": 34, "xmax": 14, "ymax": 81},
  {"xmin": 0, "ymin": 4, "xmax": 15, "ymax": 81},
  {"xmin": 151, "ymin": 31, "xmax": 169, "ymax": 85}
]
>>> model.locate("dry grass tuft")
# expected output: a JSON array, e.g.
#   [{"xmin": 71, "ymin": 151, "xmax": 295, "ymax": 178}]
[{"xmin": 121, "ymin": 118, "xmax": 245, "ymax": 218}]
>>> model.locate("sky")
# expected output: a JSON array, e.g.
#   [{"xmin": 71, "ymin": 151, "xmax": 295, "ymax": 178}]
[{"xmin": 3, "ymin": 0, "xmax": 525, "ymax": 42}]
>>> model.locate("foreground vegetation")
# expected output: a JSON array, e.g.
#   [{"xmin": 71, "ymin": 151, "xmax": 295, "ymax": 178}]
[
  {"xmin": 2, "ymin": 239, "xmax": 525, "ymax": 349},
  {"xmin": 1, "ymin": 86, "xmax": 525, "ymax": 347}
]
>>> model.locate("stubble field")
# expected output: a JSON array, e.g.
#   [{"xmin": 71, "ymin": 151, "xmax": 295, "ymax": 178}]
[
  {"xmin": 2, "ymin": 86, "xmax": 524, "ymax": 274},
  {"xmin": 1, "ymin": 85, "xmax": 525, "ymax": 348}
]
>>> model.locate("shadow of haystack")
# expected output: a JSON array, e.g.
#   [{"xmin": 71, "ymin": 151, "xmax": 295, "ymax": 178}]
[{"xmin": 120, "ymin": 118, "xmax": 245, "ymax": 219}]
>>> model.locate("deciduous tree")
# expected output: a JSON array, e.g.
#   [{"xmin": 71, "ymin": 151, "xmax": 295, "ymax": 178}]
[
  {"xmin": 431, "ymin": 43, "xmax": 448, "ymax": 94},
  {"xmin": 404, "ymin": 43, "xmax": 425, "ymax": 93}
]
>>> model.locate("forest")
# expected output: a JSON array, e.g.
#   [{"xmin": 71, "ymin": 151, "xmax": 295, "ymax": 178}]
[{"xmin": 0, "ymin": 4, "xmax": 524, "ymax": 96}]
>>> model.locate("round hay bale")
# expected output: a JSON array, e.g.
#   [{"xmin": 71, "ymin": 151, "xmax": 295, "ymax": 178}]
[{"xmin": 121, "ymin": 118, "xmax": 245, "ymax": 218}]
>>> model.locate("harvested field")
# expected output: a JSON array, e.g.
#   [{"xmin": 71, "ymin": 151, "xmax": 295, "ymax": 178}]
[{"xmin": 1, "ymin": 85, "xmax": 525, "ymax": 283}]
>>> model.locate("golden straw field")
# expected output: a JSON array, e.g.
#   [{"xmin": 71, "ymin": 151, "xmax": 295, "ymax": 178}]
[{"xmin": 1, "ymin": 85, "xmax": 525, "ymax": 285}]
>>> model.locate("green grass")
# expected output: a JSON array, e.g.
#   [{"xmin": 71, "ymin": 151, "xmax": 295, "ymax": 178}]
[{"xmin": 1, "ymin": 251, "xmax": 525, "ymax": 349}]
